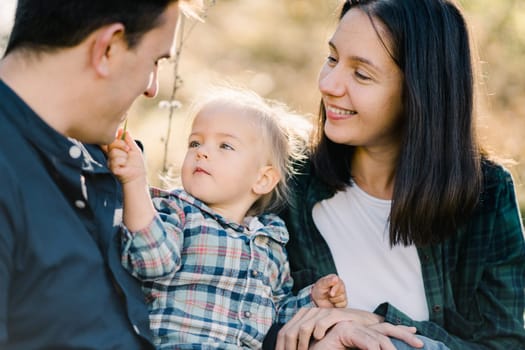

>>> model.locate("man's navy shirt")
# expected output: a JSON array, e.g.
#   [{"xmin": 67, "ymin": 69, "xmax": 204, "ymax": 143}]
[{"xmin": 0, "ymin": 79, "xmax": 154, "ymax": 349}]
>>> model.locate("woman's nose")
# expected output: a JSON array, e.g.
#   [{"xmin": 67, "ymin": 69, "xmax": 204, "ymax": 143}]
[
  {"xmin": 319, "ymin": 65, "xmax": 345, "ymax": 97},
  {"xmin": 144, "ymin": 67, "xmax": 159, "ymax": 98}
]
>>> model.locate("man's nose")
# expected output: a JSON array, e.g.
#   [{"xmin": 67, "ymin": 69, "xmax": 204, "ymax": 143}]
[{"xmin": 144, "ymin": 67, "xmax": 159, "ymax": 98}]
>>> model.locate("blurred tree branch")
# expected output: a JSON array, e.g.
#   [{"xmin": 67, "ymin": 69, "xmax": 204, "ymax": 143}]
[{"xmin": 158, "ymin": 1, "xmax": 216, "ymax": 184}]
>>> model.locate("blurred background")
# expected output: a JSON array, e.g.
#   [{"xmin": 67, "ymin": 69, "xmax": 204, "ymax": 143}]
[{"xmin": 1, "ymin": 0, "xmax": 524, "ymax": 218}]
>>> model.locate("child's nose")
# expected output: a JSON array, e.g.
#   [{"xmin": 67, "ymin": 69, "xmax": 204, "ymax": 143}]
[{"xmin": 196, "ymin": 149, "xmax": 208, "ymax": 159}]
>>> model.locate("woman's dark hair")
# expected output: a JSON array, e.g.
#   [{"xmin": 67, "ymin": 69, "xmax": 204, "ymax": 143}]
[
  {"xmin": 311, "ymin": 0, "xmax": 482, "ymax": 246},
  {"xmin": 4, "ymin": 0, "xmax": 179, "ymax": 55}
]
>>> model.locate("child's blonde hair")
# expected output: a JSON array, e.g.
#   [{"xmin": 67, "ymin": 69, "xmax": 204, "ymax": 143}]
[{"xmin": 186, "ymin": 84, "xmax": 311, "ymax": 216}]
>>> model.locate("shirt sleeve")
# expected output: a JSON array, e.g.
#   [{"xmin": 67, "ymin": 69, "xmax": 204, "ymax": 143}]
[
  {"xmin": 273, "ymin": 261, "xmax": 316, "ymax": 324},
  {"xmin": 121, "ymin": 196, "xmax": 185, "ymax": 281},
  {"xmin": 270, "ymin": 233, "xmax": 316, "ymax": 322},
  {"xmin": 253, "ymin": 213, "xmax": 316, "ymax": 323},
  {"xmin": 376, "ymin": 168, "xmax": 525, "ymax": 349}
]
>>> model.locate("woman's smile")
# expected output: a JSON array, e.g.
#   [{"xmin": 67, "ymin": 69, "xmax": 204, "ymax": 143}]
[{"xmin": 325, "ymin": 104, "xmax": 357, "ymax": 121}]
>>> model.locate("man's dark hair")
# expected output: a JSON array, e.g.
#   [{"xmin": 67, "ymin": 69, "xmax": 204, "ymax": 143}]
[{"xmin": 4, "ymin": 0, "xmax": 178, "ymax": 55}]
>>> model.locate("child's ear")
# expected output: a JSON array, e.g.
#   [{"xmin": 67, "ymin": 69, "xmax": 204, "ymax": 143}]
[
  {"xmin": 252, "ymin": 166, "xmax": 280, "ymax": 195},
  {"xmin": 90, "ymin": 23, "xmax": 125, "ymax": 77}
]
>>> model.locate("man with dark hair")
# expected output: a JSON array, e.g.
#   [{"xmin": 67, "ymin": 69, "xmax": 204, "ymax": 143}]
[{"xmin": 0, "ymin": 0, "xmax": 199, "ymax": 348}]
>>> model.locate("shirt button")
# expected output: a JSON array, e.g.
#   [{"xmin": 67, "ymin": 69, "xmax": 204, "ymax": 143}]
[
  {"xmin": 133, "ymin": 324, "xmax": 140, "ymax": 335},
  {"xmin": 432, "ymin": 305, "xmax": 442, "ymax": 313},
  {"xmin": 75, "ymin": 200, "xmax": 86, "ymax": 209},
  {"xmin": 69, "ymin": 145, "xmax": 82, "ymax": 159},
  {"xmin": 244, "ymin": 311, "xmax": 252, "ymax": 318},
  {"xmin": 251, "ymin": 270, "xmax": 259, "ymax": 277}
]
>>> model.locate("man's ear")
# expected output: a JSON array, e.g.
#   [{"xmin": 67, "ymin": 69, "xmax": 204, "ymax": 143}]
[
  {"xmin": 253, "ymin": 166, "xmax": 281, "ymax": 195},
  {"xmin": 90, "ymin": 23, "xmax": 125, "ymax": 77}
]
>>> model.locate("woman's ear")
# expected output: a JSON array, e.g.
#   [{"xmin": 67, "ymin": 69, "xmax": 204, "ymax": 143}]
[
  {"xmin": 252, "ymin": 166, "xmax": 280, "ymax": 195},
  {"xmin": 90, "ymin": 23, "xmax": 125, "ymax": 77}
]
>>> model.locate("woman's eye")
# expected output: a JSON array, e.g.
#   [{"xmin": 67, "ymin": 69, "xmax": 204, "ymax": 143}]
[
  {"xmin": 220, "ymin": 143, "xmax": 234, "ymax": 151},
  {"xmin": 188, "ymin": 140, "xmax": 200, "ymax": 148},
  {"xmin": 355, "ymin": 70, "xmax": 372, "ymax": 81}
]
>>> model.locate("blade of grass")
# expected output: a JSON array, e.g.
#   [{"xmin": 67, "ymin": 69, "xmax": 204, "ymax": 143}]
[{"xmin": 121, "ymin": 119, "xmax": 128, "ymax": 140}]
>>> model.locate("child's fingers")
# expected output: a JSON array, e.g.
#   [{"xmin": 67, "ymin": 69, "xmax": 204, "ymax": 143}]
[
  {"xmin": 329, "ymin": 294, "xmax": 348, "ymax": 308},
  {"xmin": 112, "ymin": 127, "xmax": 136, "ymax": 151},
  {"xmin": 121, "ymin": 132, "xmax": 144, "ymax": 154},
  {"xmin": 333, "ymin": 300, "xmax": 348, "ymax": 308},
  {"xmin": 108, "ymin": 148, "xmax": 128, "ymax": 167},
  {"xmin": 121, "ymin": 130, "xmax": 132, "ymax": 144},
  {"xmin": 328, "ymin": 277, "xmax": 345, "ymax": 297},
  {"xmin": 108, "ymin": 147, "xmax": 129, "ymax": 158},
  {"xmin": 116, "ymin": 127, "xmax": 124, "ymax": 140},
  {"xmin": 318, "ymin": 274, "xmax": 339, "ymax": 291},
  {"xmin": 329, "ymin": 283, "xmax": 338, "ymax": 297},
  {"xmin": 116, "ymin": 126, "xmax": 131, "ymax": 141},
  {"xmin": 329, "ymin": 291, "xmax": 346, "ymax": 302},
  {"xmin": 108, "ymin": 139, "xmax": 130, "ymax": 153}
]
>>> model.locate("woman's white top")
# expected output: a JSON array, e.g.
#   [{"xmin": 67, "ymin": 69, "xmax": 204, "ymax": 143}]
[{"xmin": 312, "ymin": 183, "xmax": 429, "ymax": 321}]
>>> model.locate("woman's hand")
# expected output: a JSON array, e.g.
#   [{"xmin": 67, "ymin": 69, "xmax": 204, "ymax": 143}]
[
  {"xmin": 309, "ymin": 321, "xmax": 423, "ymax": 350},
  {"xmin": 275, "ymin": 308, "xmax": 384, "ymax": 350}
]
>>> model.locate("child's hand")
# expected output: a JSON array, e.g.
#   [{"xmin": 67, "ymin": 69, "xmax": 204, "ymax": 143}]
[
  {"xmin": 311, "ymin": 274, "xmax": 347, "ymax": 308},
  {"xmin": 107, "ymin": 128, "xmax": 146, "ymax": 185}
]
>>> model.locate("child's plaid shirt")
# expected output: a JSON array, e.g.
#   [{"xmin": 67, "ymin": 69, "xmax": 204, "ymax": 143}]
[{"xmin": 121, "ymin": 188, "xmax": 315, "ymax": 349}]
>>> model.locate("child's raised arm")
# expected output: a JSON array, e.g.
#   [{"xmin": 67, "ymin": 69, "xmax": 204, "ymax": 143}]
[{"xmin": 107, "ymin": 129, "xmax": 156, "ymax": 231}]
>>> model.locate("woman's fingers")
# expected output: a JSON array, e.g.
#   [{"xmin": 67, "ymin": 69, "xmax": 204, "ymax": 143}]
[
  {"xmin": 276, "ymin": 308, "xmax": 317, "ymax": 350},
  {"xmin": 309, "ymin": 320, "xmax": 393, "ymax": 350},
  {"xmin": 276, "ymin": 308, "xmax": 384, "ymax": 350},
  {"xmin": 310, "ymin": 321, "xmax": 422, "ymax": 350},
  {"xmin": 369, "ymin": 323, "xmax": 423, "ymax": 348}
]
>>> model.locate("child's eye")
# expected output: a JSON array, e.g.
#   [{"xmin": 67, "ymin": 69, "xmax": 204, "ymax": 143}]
[
  {"xmin": 326, "ymin": 55, "xmax": 338, "ymax": 66},
  {"xmin": 188, "ymin": 140, "xmax": 200, "ymax": 148},
  {"xmin": 220, "ymin": 143, "xmax": 234, "ymax": 151}
]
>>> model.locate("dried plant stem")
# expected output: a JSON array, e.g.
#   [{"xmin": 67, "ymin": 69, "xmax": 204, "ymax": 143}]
[
  {"xmin": 160, "ymin": 1, "xmax": 214, "ymax": 177},
  {"xmin": 161, "ymin": 15, "xmax": 186, "ymax": 174}
]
